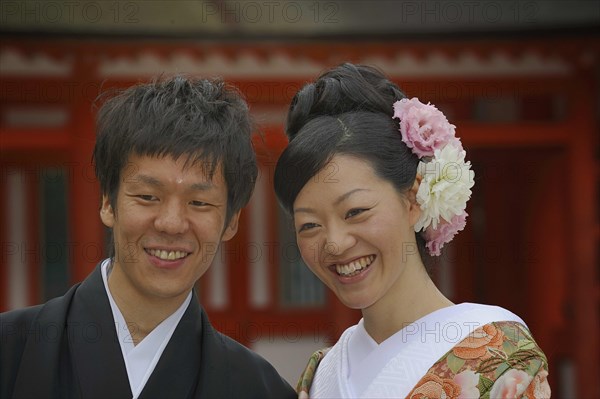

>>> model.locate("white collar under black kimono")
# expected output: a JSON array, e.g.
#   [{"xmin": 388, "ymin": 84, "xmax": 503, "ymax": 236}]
[
  {"xmin": 101, "ymin": 259, "xmax": 192, "ymax": 399},
  {"xmin": 310, "ymin": 302, "xmax": 525, "ymax": 398}
]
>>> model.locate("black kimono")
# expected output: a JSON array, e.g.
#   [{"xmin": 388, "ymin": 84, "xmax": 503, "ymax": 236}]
[{"xmin": 0, "ymin": 265, "xmax": 296, "ymax": 399}]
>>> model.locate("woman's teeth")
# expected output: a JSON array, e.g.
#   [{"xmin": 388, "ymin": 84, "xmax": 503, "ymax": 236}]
[{"xmin": 335, "ymin": 255, "xmax": 375, "ymax": 277}]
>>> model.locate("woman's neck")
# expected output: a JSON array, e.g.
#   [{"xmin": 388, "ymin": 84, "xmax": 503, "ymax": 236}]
[{"xmin": 361, "ymin": 261, "xmax": 453, "ymax": 344}]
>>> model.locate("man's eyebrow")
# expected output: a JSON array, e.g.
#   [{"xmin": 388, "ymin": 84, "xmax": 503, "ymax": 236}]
[
  {"xmin": 130, "ymin": 175, "xmax": 214, "ymax": 191},
  {"xmin": 190, "ymin": 182, "xmax": 215, "ymax": 191},
  {"xmin": 133, "ymin": 174, "xmax": 163, "ymax": 187}
]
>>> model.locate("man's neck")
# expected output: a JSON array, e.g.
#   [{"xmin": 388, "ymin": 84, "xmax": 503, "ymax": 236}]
[{"xmin": 107, "ymin": 265, "xmax": 190, "ymax": 345}]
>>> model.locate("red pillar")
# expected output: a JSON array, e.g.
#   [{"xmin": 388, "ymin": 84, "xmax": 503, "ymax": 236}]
[
  {"xmin": 525, "ymin": 151, "xmax": 568, "ymax": 391},
  {"xmin": 568, "ymin": 67, "xmax": 599, "ymax": 399},
  {"xmin": 25, "ymin": 172, "xmax": 40, "ymax": 305},
  {"xmin": 0, "ymin": 170, "xmax": 6, "ymax": 311},
  {"xmin": 68, "ymin": 46, "xmax": 103, "ymax": 283}
]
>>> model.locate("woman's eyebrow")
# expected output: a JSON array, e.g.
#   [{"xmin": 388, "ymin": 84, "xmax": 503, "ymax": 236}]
[{"xmin": 334, "ymin": 188, "xmax": 370, "ymax": 206}]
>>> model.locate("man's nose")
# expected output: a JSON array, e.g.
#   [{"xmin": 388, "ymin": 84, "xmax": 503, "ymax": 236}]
[{"xmin": 154, "ymin": 200, "xmax": 189, "ymax": 235}]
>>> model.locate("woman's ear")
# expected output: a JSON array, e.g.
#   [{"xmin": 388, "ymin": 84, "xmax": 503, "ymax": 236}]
[
  {"xmin": 100, "ymin": 195, "xmax": 115, "ymax": 228},
  {"xmin": 407, "ymin": 174, "xmax": 422, "ymax": 227}
]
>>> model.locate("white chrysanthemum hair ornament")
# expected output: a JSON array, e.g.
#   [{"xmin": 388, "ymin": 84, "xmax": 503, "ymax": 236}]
[{"xmin": 393, "ymin": 98, "xmax": 475, "ymax": 256}]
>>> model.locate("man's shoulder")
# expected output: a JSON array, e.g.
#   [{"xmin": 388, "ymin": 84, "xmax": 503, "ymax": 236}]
[
  {"xmin": 1, "ymin": 305, "xmax": 45, "ymax": 368},
  {"xmin": 202, "ymin": 325, "xmax": 296, "ymax": 398},
  {"xmin": 212, "ymin": 329, "xmax": 278, "ymax": 370},
  {"xmin": 1, "ymin": 281, "xmax": 82, "ymax": 347},
  {"xmin": 1, "ymin": 304, "xmax": 44, "ymax": 336},
  {"xmin": 1, "ymin": 304, "xmax": 43, "ymax": 320},
  {"xmin": 2, "ymin": 282, "xmax": 80, "ymax": 323},
  {"xmin": 1, "ymin": 304, "xmax": 46, "ymax": 398}
]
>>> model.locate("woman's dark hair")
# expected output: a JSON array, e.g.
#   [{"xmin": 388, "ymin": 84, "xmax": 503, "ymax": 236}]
[{"xmin": 274, "ymin": 63, "xmax": 428, "ymax": 259}]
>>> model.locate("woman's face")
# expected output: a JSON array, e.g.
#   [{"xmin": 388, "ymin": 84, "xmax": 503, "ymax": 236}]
[{"xmin": 293, "ymin": 154, "xmax": 421, "ymax": 310}]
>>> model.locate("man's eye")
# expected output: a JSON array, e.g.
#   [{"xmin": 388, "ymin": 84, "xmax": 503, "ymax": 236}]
[
  {"xmin": 190, "ymin": 201, "xmax": 209, "ymax": 207},
  {"xmin": 138, "ymin": 195, "xmax": 157, "ymax": 201}
]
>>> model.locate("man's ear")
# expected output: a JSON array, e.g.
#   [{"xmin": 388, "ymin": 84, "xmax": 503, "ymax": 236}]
[
  {"xmin": 407, "ymin": 174, "xmax": 422, "ymax": 228},
  {"xmin": 221, "ymin": 211, "xmax": 241, "ymax": 242},
  {"xmin": 100, "ymin": 195, "xmax": 115, "ymax": 228}
]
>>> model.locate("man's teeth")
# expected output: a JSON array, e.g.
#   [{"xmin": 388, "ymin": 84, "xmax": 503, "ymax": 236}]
[
  {"xmin": 335, "ymin": 255, "xmax": 375, "ymax": 277},
  {"xmin": 148, "ymin": 249, "xmax": 188, "ymax": 260}
]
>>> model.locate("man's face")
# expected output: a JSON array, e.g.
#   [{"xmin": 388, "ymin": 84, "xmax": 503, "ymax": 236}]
[{"xmin": 100, "ymin": 154, "xmax": 239, "ymax": 303}]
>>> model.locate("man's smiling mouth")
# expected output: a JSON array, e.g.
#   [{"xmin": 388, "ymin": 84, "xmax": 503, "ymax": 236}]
[{"xmin": 146, "ymin": 249, "xmax": 189, "ymax": 261}]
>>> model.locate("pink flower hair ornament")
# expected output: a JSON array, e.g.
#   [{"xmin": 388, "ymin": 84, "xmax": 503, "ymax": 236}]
[
  {"xmin": 393, "ymin": 98, "xmax": 462, "ymax": 158},
  {"xmin": 393, "ymin": 98, "xmax": 475, "ymax": 256}
]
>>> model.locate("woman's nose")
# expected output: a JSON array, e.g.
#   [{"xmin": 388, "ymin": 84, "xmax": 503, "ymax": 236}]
[{"xmin": 324, "ymin": 223, "xmax": 356, "ymax": 257}]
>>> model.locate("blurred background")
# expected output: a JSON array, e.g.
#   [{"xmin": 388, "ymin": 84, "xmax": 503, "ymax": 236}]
[{"xmin": 1, "ymin": 0, "xmax": 598, "ymax": 396}]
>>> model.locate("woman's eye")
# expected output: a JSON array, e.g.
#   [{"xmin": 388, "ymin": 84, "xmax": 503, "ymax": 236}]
[
  {"xmin": 298, "ymin": 223, "xmax": 319, "ymax": 233},
  {"xmin": 346, "ymin": 208, "xmax": 368, "ymax": 219}
]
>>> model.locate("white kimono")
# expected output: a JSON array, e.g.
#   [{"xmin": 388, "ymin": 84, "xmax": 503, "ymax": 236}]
[{"xmin": 304, "ymin": 303, "xmax": 550, "ymax": 398}]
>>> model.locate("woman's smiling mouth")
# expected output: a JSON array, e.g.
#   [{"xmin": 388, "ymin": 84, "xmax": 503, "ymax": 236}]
[{"xmin": 332, "ymin": 255, "xmax": 376, "ymax": 277}]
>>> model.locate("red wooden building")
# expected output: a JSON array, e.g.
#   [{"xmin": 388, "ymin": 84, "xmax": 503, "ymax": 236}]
[{"xmin": 1, "ymin": 36, "xmax": 598, "ymax": 397}]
